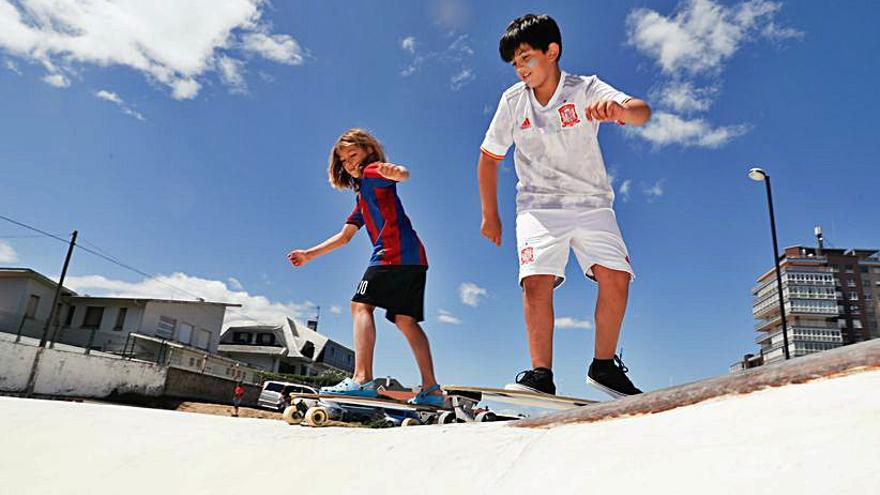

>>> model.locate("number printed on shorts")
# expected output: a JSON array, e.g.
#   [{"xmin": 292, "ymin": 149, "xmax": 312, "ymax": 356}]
[{"xmin": 357, "ymin": 280, "xmax": 369, "ymax": 295}]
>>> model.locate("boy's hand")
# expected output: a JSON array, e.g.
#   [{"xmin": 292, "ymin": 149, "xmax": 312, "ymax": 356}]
[
  {"xmin": 376, "ymin": 163, "xmax": 408, "ymax": 181},
  {"xmin": 586, "ymin": 100, "xmax": 627, "ymax": 125},
  {"xmin": 287, "ymin": 249, "xmax": 311, "ymax": 267},
  {"xmin": 481, "ymin": 214, "xmax": 502, "ymax": 246}
]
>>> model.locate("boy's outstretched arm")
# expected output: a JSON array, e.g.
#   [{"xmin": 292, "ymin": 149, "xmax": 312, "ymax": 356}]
[
  {"xmin": 587, "ymin": 98, "xmax": 652, "ymax": 127},
  {"xmin": 478, "ymin": 151, "xmax": 503, "ymax": 246},
  {"xmin": 288, "ymin": 223, "xmax": 359, "ymax": 266}
]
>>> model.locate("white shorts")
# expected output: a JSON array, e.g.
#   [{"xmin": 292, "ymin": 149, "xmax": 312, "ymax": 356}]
[{"xmin": 516, "ymin": 208, "xmax": 634, "ymax": 288}]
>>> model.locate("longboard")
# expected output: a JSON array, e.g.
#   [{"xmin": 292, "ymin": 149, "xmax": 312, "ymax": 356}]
[
  {"xmin": 283, "ymin": 393, "xmax": 453, "ymax": 427},
  {"xmin": 283, "ymin": 392, "xmax": 516, "ymax": 427},
  {"xmin": 442, "ymin": 385, "xmax": 598, "ymax": 410}
]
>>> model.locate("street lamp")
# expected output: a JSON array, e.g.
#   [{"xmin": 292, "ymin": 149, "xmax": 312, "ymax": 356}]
[{"xmin": 748, "ymin": 167, "xmax": 790, "ymax": 360}]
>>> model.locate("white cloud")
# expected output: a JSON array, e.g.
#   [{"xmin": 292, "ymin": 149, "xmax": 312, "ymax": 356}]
[
  {"xmin": 95, "ymin": 90, "xmax": 122, "ymax": 104},
  {"xmin": 401, "ymin": 36, "xmax": 416, "ymax": 54},
  {"xmin": 217, "ymin": 55, "xmax": 247, "ymax": 94},
  {"xmin": 400, "ymin": 64, "xmax": 417, "ymax": 77},
  {"xmin": 329, "ymin": 305, "xmax": 342, "ymax": 315},
  {"xmin": 94, "ymin": 89, "xmax": 145, "ymax": 121},
  {"xmin": 555, "ymin": 317, "xmax": 593, "ymax": 330},
  {"xmin": 42, "ymin": 73, "xmax": 69, "ymax": 88},
  {"xmin": 626, "ymin": 0, "xmax": 798, "ymax": 76},
  {"xmin": 450, "ymin": 68, "xmax": 474, "ymax": 91},
  {"xmin": 654, "ymin": 81, "xmax": 716, "ymax": 113},
  {"xmin": 619, "ymin": 179, "xmax": 632, "ymax": 202},
  {"xmin": 0, "ymin": 1, "xmax": 304, "ymax": 100},
  {"xmin": 0, "ymin": 241, "xmax": 18, "ymax": 263},
  {"xmin": 626, "ymin": 0, "xmax": 801, "ymax": 148},
  {"xmin": 458, "ymin": 282, "xmax": 487, "ymax": 307},
  {"xmin": 227, "ymin": 277, "xmax": 244, "ymax": 290},
  {"xmin": 399, "ymin": 33, "xmax": 474, "ymax": 89},
  {"xmin": 642, "ymin": 180, "xmax": 665, "ymax": 200},
  {"xmin": 65, "ymin": 272, "xmax": 316, "ymax": 329},
  {"xmin": 437, "ymin": 309, "xmax": 461, "ymax": 325},
  {"xmin": 241, "ymin": 32, "xmax": 304, "ymax": 65},
  {"xmin": 4, "ymin": 59, "xmax": 21, "ymax": 75},
  {"xmin": 631, "ymin": 112, "xmax": 750, "ymax": 148}
]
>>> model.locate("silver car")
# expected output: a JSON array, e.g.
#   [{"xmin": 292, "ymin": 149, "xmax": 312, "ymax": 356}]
[{"xmin": 258, "ymin": 381, "xmax": 318, "ymax": 412}]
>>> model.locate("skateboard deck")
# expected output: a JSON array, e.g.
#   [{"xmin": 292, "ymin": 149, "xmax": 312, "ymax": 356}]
[
  {"xmin": 284, "ymin": 393, "xmax": 451, "ymax": 427},
  {"xmin": 443, "ymin": 385, "xmax": 598, "ymax": 410}
]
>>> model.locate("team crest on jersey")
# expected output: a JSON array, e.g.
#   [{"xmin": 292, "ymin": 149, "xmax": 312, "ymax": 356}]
[
  {"xmin": 557, "ymin": 103, "xmax": 580, "ymax": 127},
  {"xmin": 520, "ymin": 117, "xmax": 532, "ymax": 129},
  {"xmin": 520, "ymin": 246, "xmax": 535, "ymax": 265}
]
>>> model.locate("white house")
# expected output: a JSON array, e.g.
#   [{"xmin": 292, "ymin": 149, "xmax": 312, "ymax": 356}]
[
  {"xmin": 218, "ymin": 317, "xmax": 354, "ymax": 376},
  {"xmin": 0, "ymin": 268, "xmax": 240, "ymax": 354}
]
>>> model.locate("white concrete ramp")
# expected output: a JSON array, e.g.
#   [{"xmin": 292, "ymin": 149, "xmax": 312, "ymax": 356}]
[{"xmin": 1, "ymin": 344, "xmax": 878, "ymax": 494}]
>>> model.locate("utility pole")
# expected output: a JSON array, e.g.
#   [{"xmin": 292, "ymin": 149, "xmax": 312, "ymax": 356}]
[{"xmin": 39, "ymin": 230, "xmax": 77, "ymax": 348}]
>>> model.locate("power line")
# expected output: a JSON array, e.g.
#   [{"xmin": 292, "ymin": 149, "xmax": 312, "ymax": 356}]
[{"xmin": 0, "ymin": 214, "xmax": 279, "ymax": 327}]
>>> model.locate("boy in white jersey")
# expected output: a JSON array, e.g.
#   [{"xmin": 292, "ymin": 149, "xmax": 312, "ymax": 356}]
[{"xmin": 478, "ymin": 14, "xmax": 652, "ymax": 398}]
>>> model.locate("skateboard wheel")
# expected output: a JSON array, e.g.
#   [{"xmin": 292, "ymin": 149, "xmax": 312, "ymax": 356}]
[
  {"xmin": 475, "ymin": 411, "xmax": 497, "ymax": 423},
  {"xmin": 438, "ymin": 411, "xmax": 456, "ymax": 424},
  {"xmin": 282, "ymin": 405, "xmax": 304, "ymax": 425},
  {"xmin": 400, "ymin": 417, "xmax": 420, "ymax": 427},
  {"xmin": 305, "ymin": 406, "xmax": 330, "ymax": 426}
]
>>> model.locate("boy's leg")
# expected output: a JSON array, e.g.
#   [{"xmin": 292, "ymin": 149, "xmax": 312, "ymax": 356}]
[
  {"xmin": 350, "ymin": 301, "xmax": 376, "ymax": 384},
  {"xmin": 572, "ymin": 209, "xmax": 642, "ymax": 397},
  {"xmin": 521, "ymin": 274, "xmax": 556, "ymax": 369},
  {"xmin": 592, "ymin": 265, "xmax": 630, "ymax": 359},
  {"xmin": 393, "ymin": 315, "xmax": 439, "ymax": 392}
]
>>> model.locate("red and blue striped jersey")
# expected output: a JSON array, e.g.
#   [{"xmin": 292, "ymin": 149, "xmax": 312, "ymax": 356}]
[{"xmin": 345, "ymin": 163, "xmax": 428, "ymax": 267}]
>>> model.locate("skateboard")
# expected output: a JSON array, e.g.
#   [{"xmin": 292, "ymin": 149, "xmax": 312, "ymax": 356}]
[
  {"xmin": 283, "ymin": 391, "xmax": 515, "ymax": 427},
  {"xmin": 442, "ymin": 385, "xmax": 598, "ymax": 412},
  {"xmin": 283, "ymin": 393, "xmax": 453, "ymax": 427}
]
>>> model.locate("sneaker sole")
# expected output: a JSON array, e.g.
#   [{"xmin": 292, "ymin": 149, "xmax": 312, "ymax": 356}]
[
  {"xmin": 585, "ymin": 376, "xmax": 630, "ymax": 399},
  {"xmin": 504, "ymin": 383, "xmax": 556, "ymax": 395}
]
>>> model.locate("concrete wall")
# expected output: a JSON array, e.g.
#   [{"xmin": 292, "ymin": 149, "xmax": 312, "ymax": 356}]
[
  {"xmin": 0, "ymin": 339, "xmax": 39, "ymax": 392},
  {"xmin": 0, "ymin": 337, "xmax": 261, "ymax": 404},
  {"xmin": 164, "ymin": 367, "xmax": 259, "ymax": 405},
  {"xmin": 32, "ymin": 348, "xmax": 167, "ymax": 398}
]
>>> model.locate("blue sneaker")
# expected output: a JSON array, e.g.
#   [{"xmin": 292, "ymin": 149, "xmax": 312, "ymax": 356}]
[
  {"xmin": 408, "ymin": 384, "xmax": 445, "ymax": 407},
  {"xmin": 320, "ymin": 378, "xmax": 378, "ymax": 397}
]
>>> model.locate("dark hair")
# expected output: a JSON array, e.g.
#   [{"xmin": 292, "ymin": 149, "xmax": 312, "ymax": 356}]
[{"xmin": 499, "ymin": 14, "xmax": 562, "ymax": 63}]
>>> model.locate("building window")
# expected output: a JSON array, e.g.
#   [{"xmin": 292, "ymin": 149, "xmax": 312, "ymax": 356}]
[
  {"xmin": 82, "ymin": 306, "xmax": 104, "ymax": 329},
  {"xmin": 233, "ymin": 332, "xmax": 252, "ymax": 344},
  {"xmin": 194, "ymin": 328, "xmax": 211, "ymax": 350},
  {"xmin": 114, "ymin": 308, "xmax": 127, "ymax": 331},
  {"xmin": 64, "ymin": 305, "xmax": 75, "ymax": 327},
  {"xmin": 156, "ymin": 316, "xmax": 176, "ymax": 339},
  {"xmin": 177, "ymin": 322, "xmax": 194, "ymax": 345},
  {"xmin": 257, "ymin": 333, "xmax": 275, "ymax": 345},
  {"xmin": 25, "ymin": 295, "xmax": 40, "ymax": 319}
]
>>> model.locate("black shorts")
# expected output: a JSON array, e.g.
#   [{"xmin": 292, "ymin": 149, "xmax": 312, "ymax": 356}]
[{"xmin": 351, "ymin": 265, "xmax": 427, "ymax": 323}]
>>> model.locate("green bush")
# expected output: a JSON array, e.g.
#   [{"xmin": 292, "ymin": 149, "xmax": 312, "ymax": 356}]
[{"xmin": 256, "ymin": 369, "xmax": 349, "ymax": 388}]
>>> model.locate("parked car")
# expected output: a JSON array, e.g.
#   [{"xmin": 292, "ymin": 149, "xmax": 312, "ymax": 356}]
[{"xmin": 258, "ymin": 381, "xmax": 318, "ymax": 412}]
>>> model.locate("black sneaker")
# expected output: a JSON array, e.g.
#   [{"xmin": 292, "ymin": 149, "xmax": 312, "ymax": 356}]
[
  {"xmin": 586, "ymin": 355, "xmax": 642, "ymax": 398},
  {"xmin": 504, "ymin": 367, "xmax": 556, "ymax": 395}
]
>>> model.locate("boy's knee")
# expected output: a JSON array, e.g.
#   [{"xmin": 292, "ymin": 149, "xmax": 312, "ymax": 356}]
[
  {"xmin": 593, "ymin": 265, "xmax": 630, "ymax": 288},
  {"xmin": 350, "ymin": 302, "xmax": 374, "ymax": 315},
  {"xmin": 522, "ymin": 275, "xmax": 555, "ymax": 298}
]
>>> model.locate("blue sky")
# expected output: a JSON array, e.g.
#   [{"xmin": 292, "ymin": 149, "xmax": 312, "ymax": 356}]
[{"xmin": 1, "ymin": 0, "xmax": 877, "ymax": 399}]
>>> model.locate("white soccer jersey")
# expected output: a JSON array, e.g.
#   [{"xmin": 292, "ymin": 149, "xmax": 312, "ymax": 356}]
[{"xmin": 481, "ymin": 72, "xmax": 630, "ymax": 212}]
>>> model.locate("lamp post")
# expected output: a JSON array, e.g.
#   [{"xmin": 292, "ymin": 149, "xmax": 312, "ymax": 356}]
[{"xmin": 748, "ymin": 167, "xmax": 790, "ymax": 360}]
